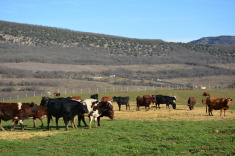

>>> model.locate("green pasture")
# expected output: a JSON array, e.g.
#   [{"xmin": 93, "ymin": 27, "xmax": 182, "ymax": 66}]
[
  {"xmin": 0, "ymin": 118, "xmax": 235, "ymax": 155},
  {"xmin": 0, "ymin": 89, "xmax": 235, "ymax": 155},
  {"xmin": 2, "ymin": 89, "xmax": 235, "ymax": 110}
]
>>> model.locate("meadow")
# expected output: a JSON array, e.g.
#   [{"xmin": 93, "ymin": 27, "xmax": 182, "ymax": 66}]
[{"xmin": 0, "ymin": 89, "xmax": 235, "ymax": 155}]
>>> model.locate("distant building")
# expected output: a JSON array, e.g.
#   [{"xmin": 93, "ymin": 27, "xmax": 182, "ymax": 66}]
[
  {"xmin": 109, "ymin": 75, "xmax": 115, "ymax": 77},
  {"xmin": 199, "ymin": 86, "xmax": 206, "ymax": 89}
]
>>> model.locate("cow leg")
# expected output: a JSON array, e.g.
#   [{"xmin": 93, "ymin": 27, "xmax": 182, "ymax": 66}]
[
  {"xmin": 56, "ymin": 118, "xmax": 59, "ymax": 130},
  {"xmin": 47, "ymin": 114, "xmax": 51, "ymax": 130},
  {"xmin": 78, "ymin": 115, "xmax": 82, "ymax": 127},
  {"xmin": 89, "ymin": 116, "xmax": 93, "ymax": 129},
  {"xmin": 94, "ymin": 117, "xmax": 98, "ymax": 127},
  {"xmin": 0, "ymin": 119, "xmax": 5, "ymax": 131},
  {"xmin": 33, "ymin": 117, "xmax": 36, "ymax": 128},
  {"xmin": 224, "ymin": 110, "xmax": 226, "ymax": 116},
  {"xmin": 78, "ymin": 114, "xmax": 88, "ymax": 127},
  {"xmin": 209, "ymin": 108, "xmax": 213, "ymax": 116},
  {"xmin": 81, "ymin": 116, "xmax": 88, "ymax": 127},
  {"xmin": 63, "ymin": 117, "xmax": 69, "ymax": 131},
  {"xmin": 220, "ymin": 109, "xmax": 222, "ymax": 116},
  {"xmin": 38, "ymin": 117, "xmax": 44, "ymax": 127},
  {"xmin": 11, "ymin": 120, "xmax": 18, "ymax": 131},
  {"xmin": 71, "ymin": 118, "xmax": 78, "ymax": 129},
  {"xmin": 97, "ymin": 117, "xmax": 100, "ymax": 126},
  {"xmin": 19, "ymin": 120, "xmax": 25, "ymax": 131},
  {"xmin": 119, "ymin": 104, "xmax": 121, "ymax": 111}
]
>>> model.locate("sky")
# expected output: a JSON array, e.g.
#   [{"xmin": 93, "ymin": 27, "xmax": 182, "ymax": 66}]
[{"xmin": 0, "ymin": 0, "xmax": 234, "ymax": 43}]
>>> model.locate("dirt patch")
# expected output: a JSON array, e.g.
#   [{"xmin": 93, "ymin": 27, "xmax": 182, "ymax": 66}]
[{"xmin": 0, "ymin": 131, "xmax": 63, "ymax": 140}]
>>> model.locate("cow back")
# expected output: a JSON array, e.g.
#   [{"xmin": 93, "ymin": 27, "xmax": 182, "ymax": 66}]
[{"xmin": 101, "ymin": 96, "xmax": 112, "ymax": 102}]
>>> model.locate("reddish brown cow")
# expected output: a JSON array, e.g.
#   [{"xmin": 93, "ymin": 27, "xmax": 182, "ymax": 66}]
[
  {"xmin": 71, "ymin": 96, "xmax": 82, "ymax": 101},
  {"xmin": 187, "ymin": 97, "xmax": 196, "ymax": 110},
  {"xmin": 101, "ymin": 96, "xmax": 112, "ymax": 102},
  {"xmin": 0, "ymin": 102, "xmax": 38, "ymax": 131},
  {"xmin": 54, "ymin": 93, "xmax": 61, "ymax": 97},
  {"xmin": 203, "ymin": 92, "xmax": 210, "ymax": 97},
  {"xmin": 97, "ymin": 110, "xmax": 115, "ymax": 126},
  {"xmin": 28, "ymin": 105, "xmax": 47, "ymax": 128},
  {"xmin": 136, "ymin": 95, "xmax": 154, "ymax": 111},
  {"xmin": 203, "ymin": 97, "xmax": 232, "ymax": 116}
]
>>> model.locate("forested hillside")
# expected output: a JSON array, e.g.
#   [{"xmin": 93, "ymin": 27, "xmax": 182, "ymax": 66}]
[
  {"xmin": 0, "ymin": 20, "xmax": 234, "ymax": 66},
  {"xmin": 0, "ymin": 20, "xmax": 235, "ymax": 96}
]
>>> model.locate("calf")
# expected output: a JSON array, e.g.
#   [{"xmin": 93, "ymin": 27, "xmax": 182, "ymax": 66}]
[
  {"xmin": 88, "ymin": 101, "xmax": 114, "ymax": 129},
  {"xmin": 204, "ymin": 97, "xmax": 232, "ymax": 116},
  {"xmin": 112, "ymin": 96, "xmax": 130, "ymax": 111},
  {"xmin": 187, "ymin": 97, "xmax": 196, "ymax": 110},
  {"xmin": 28, "ymin": 105, "xmax": 47, "ymax": 128},
  {"xmin": 0, "ymin": 102, "xmax": 38, "ymax": 131}
]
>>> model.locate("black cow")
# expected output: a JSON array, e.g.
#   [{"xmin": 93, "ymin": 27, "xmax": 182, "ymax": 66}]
[
  {"xmin": 90, "ymin": 94, "xmax": 98, "ymax": 100},
  {"xmin": 112, "ymin": 96, "xmax": 130, "ymax": 111},
  {"xmin": 155, "ymin": 95, "xmax": 176, "ymax": 109},
  {"xmin": 40, "ymin": 97, "xmax": 88, "ymax": 131}
]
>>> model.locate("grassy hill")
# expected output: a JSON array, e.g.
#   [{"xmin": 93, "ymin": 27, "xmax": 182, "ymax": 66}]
[{"xmin": 0, "ymin": 20, "xmax": 234, "ymax": 96}]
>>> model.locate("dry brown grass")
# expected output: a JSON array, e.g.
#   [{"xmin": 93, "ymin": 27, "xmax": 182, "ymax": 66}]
[
  {"xmin": 0, "ymin": 130, "xmax": 63, "ymax": 140},
  {"xmin": 1, "ymin": 102, "xmax": 234, "ymax": 140},
  {"xmin": 114, "ymin": 102, "xmax": 235, "ymax": 121}
]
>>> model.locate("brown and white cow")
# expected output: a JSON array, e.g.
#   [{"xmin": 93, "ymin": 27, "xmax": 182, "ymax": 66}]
[
  {"xmin": 0, "ymin": 102, "xmax": 38, "ymax": 131},
  {"xmin": 202, "ymin": 97, "xmax": 232, "ymax": 116},
  {"xmin": 187, "ymin": 97, "xmax": 196, "ymax": 110},
  {"xmin": 54, "ymin": 93, "xmax": 61, "ymax": 97},
  {"xmin": 28, "ymin": 105, "xmax": 47, "ymax": 128},
  {"xmin": 88, "ymin": 100, "xmax": 114, "ymax": 129}
]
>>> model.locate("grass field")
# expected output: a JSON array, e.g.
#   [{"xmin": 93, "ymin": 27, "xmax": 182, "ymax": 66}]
[{"xmin": 0, "ymin": 89, "xmax": 235, "ymax": 155}]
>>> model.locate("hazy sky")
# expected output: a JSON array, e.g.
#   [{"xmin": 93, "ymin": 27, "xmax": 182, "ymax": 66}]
[{"xmin": 0, "ymin": 0, "xmax": 234, "ymax": 42}]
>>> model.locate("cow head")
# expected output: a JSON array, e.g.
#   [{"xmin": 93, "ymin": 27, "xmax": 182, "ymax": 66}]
[
  {"xmin": 172, "ymin": 103, "xmax": 176, "ymax": 109},
  {"xmin": 188, "ymin": 104, "xmax": 194, "ymax": 110},
  {"xmin": 40, "ymin": 96, "xmax": 49, "ymax": 107},
  {"xmin": 81, "ymin": 103, "xmax": 89, "ymax": 114},
  {"xmin": 29, "ymin": 102, "xmax": 39, "ymax": 113},
  {"xmin": 106, "ymin": 101, "xmax": 114, "ymax": 110},
  {"xmin": 226, "ymin": 98, "xmax": 232, "ymax": 107},
  {"xmin": 108, "ymin": 110, "xmax": 114, "ymax": 119},
  {"xmin": 112, "ymin": 96, "xmax": 117, "ymax": 102}
]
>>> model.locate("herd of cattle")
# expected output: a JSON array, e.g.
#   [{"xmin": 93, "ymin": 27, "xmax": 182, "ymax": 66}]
[{"xmin": 0, "ymin": 92, "xmax": 233, "ymax": 131}]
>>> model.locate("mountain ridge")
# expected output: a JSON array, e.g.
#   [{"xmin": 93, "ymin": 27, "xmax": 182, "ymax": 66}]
[{"xmin": 188, "ymin": 36, "xmax": 235, "ymax": 45}]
